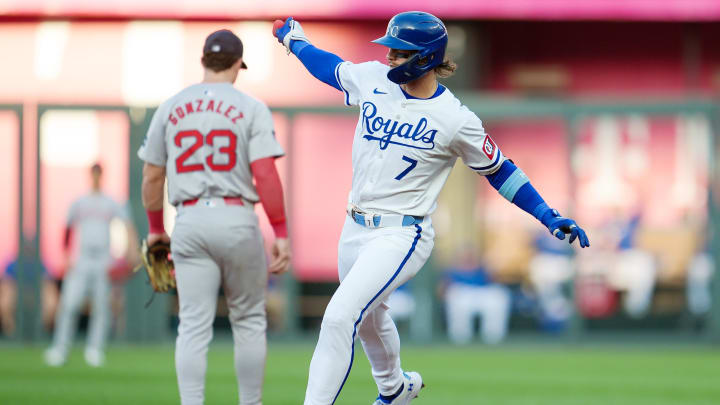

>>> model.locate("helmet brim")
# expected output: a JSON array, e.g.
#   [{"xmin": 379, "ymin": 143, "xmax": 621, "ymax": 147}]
[{"xmin": 371, "ymin": 35, "xmax": 423, "ymax": 51}]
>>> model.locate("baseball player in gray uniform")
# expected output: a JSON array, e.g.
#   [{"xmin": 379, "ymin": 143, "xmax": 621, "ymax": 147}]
[
  {"xmin": 44, "ymin": 163, "xmax": 137, "ymax": 367},
  {"xmin": 274, "ymin": 12, "xmax": 590, "ymax": 405},
  {"xmin": 137, "ymin": 29, "xmax": 291, "ymax": 405}
]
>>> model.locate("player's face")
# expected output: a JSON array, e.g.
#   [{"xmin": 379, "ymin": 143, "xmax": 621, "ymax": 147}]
[
  {"xmin": 91, "ymin": 168, "xmax": 102, "ymax": 187},
  {"xmin": 386, "ymin": 49, "xmax": 417, "ymax": 68}
]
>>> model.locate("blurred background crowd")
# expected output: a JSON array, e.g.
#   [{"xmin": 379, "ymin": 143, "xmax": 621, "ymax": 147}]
[{"xmin": 1, "ymin": 0, "xmax": 719, "ymax": 346}]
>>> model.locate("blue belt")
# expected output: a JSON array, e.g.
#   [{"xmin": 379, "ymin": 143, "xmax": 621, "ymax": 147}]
[{"xmin": 350, "ymin": 209, "xmax": 424, "ymax": 228}]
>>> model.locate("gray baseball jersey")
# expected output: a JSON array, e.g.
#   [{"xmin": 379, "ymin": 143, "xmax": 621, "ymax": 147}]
[
  {"xmin": 137, "ymin": 81, "xmax": 281, "ymax": 405},
  {"xmin": 137, "ymin": 82, "xmax": 284, "ymax": 206},
  {"xmin": 67, "ymin": 193, "xmax": 128, "ymax": 257},
  {"xmin": 47, "ymin": 192, "xmax": 127, "ymax": 363}
]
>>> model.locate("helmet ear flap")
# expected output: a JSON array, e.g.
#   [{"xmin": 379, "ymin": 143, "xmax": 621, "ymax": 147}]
[
  {"xmin": 387, "ymin": 47, "xmax": 439, "ymax": 84},
  {"xmin": 415, "ymin": 49, "xmax": 435, "ymax": 67},
  {"xmin": 388, "ymin": 52, "xmax": 422, "ymax": 84}
]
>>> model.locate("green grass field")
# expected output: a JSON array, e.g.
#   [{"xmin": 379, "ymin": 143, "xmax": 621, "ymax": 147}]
[{"xmin": 0, "ymin": 343, "xmax": 718, "ymax": 405}]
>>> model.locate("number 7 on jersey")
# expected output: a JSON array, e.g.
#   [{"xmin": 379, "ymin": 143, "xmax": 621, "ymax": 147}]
[{"xmin": 394, "ymin": 155, "xmax": 418, "ymax": 180}]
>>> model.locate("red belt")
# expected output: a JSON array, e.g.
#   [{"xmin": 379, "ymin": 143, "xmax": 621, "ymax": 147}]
[{"xmin": 182, "ymin": 197, "xmax": 245, "ymax": 207}]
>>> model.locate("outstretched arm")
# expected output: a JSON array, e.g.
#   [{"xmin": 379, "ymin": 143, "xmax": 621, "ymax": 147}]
[
  {"xmin": 273, "ymin": 18, "xmax": 344, "ymax": 91},
  {"xmin": 485, "ymin": 160, "xmax": 590, "ymax": 248}
]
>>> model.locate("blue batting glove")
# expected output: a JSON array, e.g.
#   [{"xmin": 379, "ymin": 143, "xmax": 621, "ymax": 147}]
[
  {"xmin": 273, "ymin": 17, "xmax": 311, "ymax": 55},
  {"xmin": 273, "ymin": 17, "xmax": 294, "ymax": 44},
  {"xmin": 539, "ymin": 208, "xmax": 590, "ymax": 248}
]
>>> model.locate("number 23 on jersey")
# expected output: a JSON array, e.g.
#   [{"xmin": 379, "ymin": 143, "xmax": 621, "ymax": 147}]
[{"xmin": 175, "ymin": 129, "xmax": 238, "ymax": 173}]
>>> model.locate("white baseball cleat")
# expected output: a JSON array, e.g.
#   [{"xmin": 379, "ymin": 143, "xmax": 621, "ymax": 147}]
[
  {"xmin": 372, "ymin": 371, "xmax": 424, "ymax": 405},
  {"xmin": 44, "ymin": 347, "xmax": 66, "ymax": 367},
  {"xmin": 84, "ymin": 348, "xmax": 105, "ymax": 368}
]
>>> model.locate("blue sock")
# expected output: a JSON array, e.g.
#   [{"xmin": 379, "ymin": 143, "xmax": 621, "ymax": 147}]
[{"xmin": 378, "ymin": 383, "xmax": 404, "ymax": 404}]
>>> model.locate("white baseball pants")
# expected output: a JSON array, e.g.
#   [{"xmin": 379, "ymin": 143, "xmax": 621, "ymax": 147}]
[{"xmin": 304, "ymin": 216, "xmax": 434, "ymax": 405}]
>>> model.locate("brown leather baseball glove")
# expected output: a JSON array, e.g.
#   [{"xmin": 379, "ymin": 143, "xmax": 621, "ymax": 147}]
[{"xmin": 135, "ymin": 240, "xmax": 176, "ymax": 293}]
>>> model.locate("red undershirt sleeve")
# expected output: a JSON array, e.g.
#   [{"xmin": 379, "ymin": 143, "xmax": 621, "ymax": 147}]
[
  {"xmin": 63, "ymin": 226, "xmax": 73, "ymax": 252},
  {"xmin": 250, "ymin": 157, "xmax": 288, "ymax": 238}
]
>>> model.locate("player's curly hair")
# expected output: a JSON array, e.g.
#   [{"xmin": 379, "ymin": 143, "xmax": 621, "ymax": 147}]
[
  {"xmin": 201, "ymin": 53, "xmax": 240, "ymax": 73},
  {"xmin": 435, "ymin": 56, "xmax": 457, "ymax": 78}
]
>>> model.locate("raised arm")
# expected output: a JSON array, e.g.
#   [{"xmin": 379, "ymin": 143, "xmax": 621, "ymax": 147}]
[{"xmin": 272, "ymin": 18, "xmax": 344, "ymax": 91}]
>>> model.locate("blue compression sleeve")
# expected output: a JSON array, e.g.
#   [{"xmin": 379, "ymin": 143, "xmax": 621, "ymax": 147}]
[
  {"xmin": 292, "ymin": 42, "xmax": 344, "ymax": 91},
  {"xmin": 485, "ymin": 160, "xmax": 548, "ymax": 220}
]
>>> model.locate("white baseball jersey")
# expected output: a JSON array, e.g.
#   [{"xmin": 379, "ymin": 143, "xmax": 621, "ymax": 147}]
[
  {"xmin": 67, "ymin": 193, "xmax": 128, "ymax": 256},
  {"xmin": 137, "ymin": 83, "xmax": 284, "ymax": 206},
  {"xmin": 336, "ymin": 61, "xmax": 505, "ymax": 216}
]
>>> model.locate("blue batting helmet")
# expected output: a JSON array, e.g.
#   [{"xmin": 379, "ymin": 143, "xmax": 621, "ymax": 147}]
[{"xmin": 372, "ymin": 11, "xmax": 448, "ymax": 84}]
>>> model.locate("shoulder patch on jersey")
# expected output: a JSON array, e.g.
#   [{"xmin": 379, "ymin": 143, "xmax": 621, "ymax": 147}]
[{"xmin": 482, "ymin": 136, "xmax": 497, "ymax": 160}]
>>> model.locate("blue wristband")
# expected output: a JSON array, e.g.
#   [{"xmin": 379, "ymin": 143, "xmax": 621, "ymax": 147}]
[{"xmin": 485, "ymin": 160, "xmax": 550, "ymax": 223}]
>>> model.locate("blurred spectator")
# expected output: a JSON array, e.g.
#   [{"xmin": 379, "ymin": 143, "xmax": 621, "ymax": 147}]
[
  {"xmin": 0, "ymin": 257, "xmax": 18, "ymax": 337},
  {"xmin": 266, "ymin": 275, "xmax": 288, "ymax": 332},
  {"xmin": 528, "ymin": 231, "xmax": 574, "ymax": 331},
  {"xmin": 686, "ymin": 235, "xmax": 714, "ymax": 317},
  {"xmin": 442, "ymin": 248, "xmax": 511, "ymax": 345},
  {"xmin": 1, "ymin": 239, "xmax": 58, "ymax": 337},
  {"xmin": 386, "ymin": 282, "xmax": 416, "ymax": 322},
  {"xmin": 575, "ymin": 229, "xmax": 619, "ymax": 319},
  {"xmin": 45, "ymin": 163, "xmax": 138, "ymax": 368},
  {"xmin": 607, "ymin": 211, "xmax": 656, "ymax": 318}
]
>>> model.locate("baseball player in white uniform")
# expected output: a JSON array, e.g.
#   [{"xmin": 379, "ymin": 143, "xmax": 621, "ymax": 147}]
[
  {"xmin": 273, "ymin": 12, "xmax": 590, "ymax": 405},
  {"xmin": 138, "ymin": 29, "xmax": 291, "ymax": 405},
  {"xmin": 44, "ymin": 163, "xmax": 137, "ymax": 367}
]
